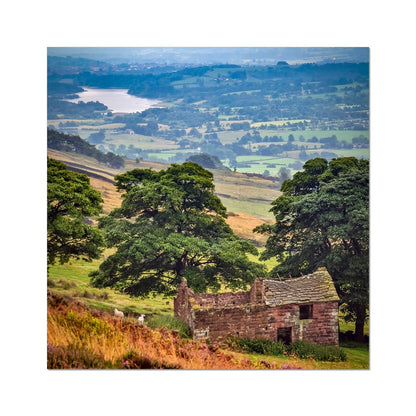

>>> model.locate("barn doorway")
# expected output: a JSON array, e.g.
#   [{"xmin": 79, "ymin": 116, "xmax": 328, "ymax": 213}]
[{"xmin": 277, "ymin": 327, "xmax": 292, "ymax": 345}]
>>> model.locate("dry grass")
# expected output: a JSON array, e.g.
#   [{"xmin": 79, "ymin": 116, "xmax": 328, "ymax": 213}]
[
  {"xmin": 47, "ymin": 291, "xmax": 364, "ymax": 369},
  {"xmin": 47, "ymin": 292, "xmax": 278, "ymax": 369},
  {"xmin": 225, "ymin": 212, "xmax": 270, "ymax": 245},
  {"xmin": 47, "ymin": 149, "xmax": 280, "ymax": 221}
]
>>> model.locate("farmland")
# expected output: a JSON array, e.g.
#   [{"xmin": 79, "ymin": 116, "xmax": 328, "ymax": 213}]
[
  {"xmin": 48, "ymin": 118, "xmax": 368, "ymax": 177},
  {"xmin": 48, "ymin": 57, "xmax": 369, "ymax": 179}
]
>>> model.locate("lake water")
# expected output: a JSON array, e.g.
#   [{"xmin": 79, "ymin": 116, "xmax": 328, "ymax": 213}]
[{"xmin": 66, "ymin": 87, "xmax": 161, "ymax": 113}]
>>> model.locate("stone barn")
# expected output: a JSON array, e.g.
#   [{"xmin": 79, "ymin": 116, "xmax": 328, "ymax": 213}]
[{"xmin": 174, "ymin": 267, "xmax": 340, "ymax": 346}]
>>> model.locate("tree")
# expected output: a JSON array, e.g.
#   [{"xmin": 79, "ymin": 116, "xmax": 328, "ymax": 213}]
[
  {"xmin": 186, "ymin": 153, "xmax": 230, "ymax": 171},
  {"xmin": 90, "ymin": 162, "xmax": 265, "ymax": 296},
  {"xmin": 87, "ymin": 130, "xmax": 105, "ymax": 144},
  {"xmin": 255, "ymin": 157, "xmax": 369, "ymax": 341},
  {"xmin": 47, "ymin": 158, "xmax": 105, "ymax": 265},
  {"xmin": 277, "ymin": 167, "xmax": 291, "ymax": 183}
]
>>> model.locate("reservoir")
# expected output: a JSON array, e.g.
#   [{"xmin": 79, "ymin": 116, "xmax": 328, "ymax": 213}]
[{"xmin": 66, "ymin": 87, "xmax": 161, "ymax": 113}]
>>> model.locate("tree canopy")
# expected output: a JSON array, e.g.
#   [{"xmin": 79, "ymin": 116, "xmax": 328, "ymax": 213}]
[
  {"xmin": 47, "ymin": 157, "xmax": 105, "ymax": 265},
  {"xmin": 90, "ymin": 162, "xmax": 266, "ymax": 296},
  {"xmin": 255, "ymin": 157, "xmax": 369, "ymax": 341},
  {"xmin": 47, "ymin": 129, "xmax": 125, "ymax": 169}
]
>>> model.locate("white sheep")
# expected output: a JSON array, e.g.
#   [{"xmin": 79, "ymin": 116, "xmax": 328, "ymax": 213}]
[
  {"xmin": 138, "ymin": 314, "xmax": 146, "ymax": 326},
  {"xmin": 114, "ymin": 308, "xmax": 124, "ymax": 318}
]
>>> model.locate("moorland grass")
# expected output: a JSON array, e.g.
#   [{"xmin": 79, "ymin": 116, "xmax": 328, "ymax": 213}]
[{"xmin": 47, "ymin": 291, "xmax": 368, "ymax": 369}]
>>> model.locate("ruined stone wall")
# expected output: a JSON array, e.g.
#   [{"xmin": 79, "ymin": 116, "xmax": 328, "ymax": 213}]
[
  {"xmin": 192, "ymin": 291, "xmax": 250, "ymax": 308},
  {"xmin": 297, "ymin": 301, "xmax": 339, "ymax": 345},
  {"xmin": 249, "ymin": 278, "xmax": 265, "ymax": 304},
  {"xmin": 191, "ymin": 301, "xmax": 339, "ymax": 346},
  {"xmin": 174, "ymin": 278, "xmax": 339, "ymax": 346}
]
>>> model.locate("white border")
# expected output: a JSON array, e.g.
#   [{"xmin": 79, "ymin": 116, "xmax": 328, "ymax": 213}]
[{"xmin": 2, "ymin": 1, "xmax": 416, "ymax": 415}]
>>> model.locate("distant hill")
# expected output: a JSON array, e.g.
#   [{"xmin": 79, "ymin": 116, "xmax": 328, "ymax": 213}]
[
  {"xmin": 47, "ymin": 55, "xmax": 115, "ymax": 75},
  {"xmin": 47, "ymin": 129, "xmax": 124, "ymax": 169},
  {"xmin": 47, "ymin": 47, "xmax": 369, "ymax": 66}
]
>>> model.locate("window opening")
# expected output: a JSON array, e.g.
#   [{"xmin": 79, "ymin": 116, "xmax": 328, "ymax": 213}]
[{"xmin": 299, "ymin": 304, "xmax": 313, "ymax": 319}]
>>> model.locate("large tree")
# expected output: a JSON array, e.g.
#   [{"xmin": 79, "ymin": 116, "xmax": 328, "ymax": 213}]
[
  {"xmin": 47, "ymin": 157, "xmax": 105, "ymax": 265},
  {"xmin": 255, "ymin": 157, "xmax": 369, "ymax": 341},
  {"xmin": 90, "ymin": 162, "xmax": 265, "ymax": 296}
]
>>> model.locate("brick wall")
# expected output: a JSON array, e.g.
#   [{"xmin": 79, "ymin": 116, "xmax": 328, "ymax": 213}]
[
  {"xmin": 174, "ymin": 278, "xmax": 339, "ymax": 346},
  {"xmin": 192, "ymin": 291, "xmax": 251, "ymax": 308},
  {"xmin": 191, "ymin": 301, "xmax": 338, "ymax": 345}
]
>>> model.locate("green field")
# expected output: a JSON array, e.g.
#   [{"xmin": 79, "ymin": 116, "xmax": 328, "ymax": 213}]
[
  {"xmin": 54, "ymin": 116, "xmax": 368, "ymax": 178},
  {"xmin": 48, "ymin": 255, "xmax": 174, "ymax": 317},
  {"xmin": 220, "ymin": 195, "xmax": 275, "ymax": 220}
]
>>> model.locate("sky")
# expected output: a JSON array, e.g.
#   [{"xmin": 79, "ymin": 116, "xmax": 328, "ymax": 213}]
[{"xmin": 47, "ymin": 47, "xmax": 369, "ymax": 65}]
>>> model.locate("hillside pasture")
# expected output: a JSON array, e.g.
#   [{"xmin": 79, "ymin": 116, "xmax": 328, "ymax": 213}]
[
  {"xmin": 47, "ymin": 148, "xmax": 280, "ymax": 224},
  {"xmin": 47, "ymin": 255, "xmax": 174, "ymax": 317}
]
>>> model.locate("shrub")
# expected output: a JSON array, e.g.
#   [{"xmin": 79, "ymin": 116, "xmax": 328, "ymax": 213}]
[
  {"xmin": 226, "ymin": 337, "xmax": 346, "ymax": 362},
  {"xmin": 226, "ymin": 336, "xmax": 285, "ymax": 356},
  {"xmin": 81, "ymin": 290, "xmax": 94, "ymax": 299},
  {"xmin": 146, "ymin": 315, "xmax": 191, "ymax": 338},
  {"xmin": 119, "ymin": 351, "xmax": 182, "ymax": 369},
  {"xmin": 97, "ymin": 291, "xmax": 109, "ymax": 300},
  {"xmin": 47, "ymin": 278, "xmax": 56, "ymax": 288},
  {"xmin": 57, "ymin": 279, "xmax": 76, "ymax": 290},
  {"xmin": 47, "ymin": 344, "xmax": 113, "ymax": 369},
  {"xmin": 286, "ymin": 341, "xmax": 347, "ymax": 362}
]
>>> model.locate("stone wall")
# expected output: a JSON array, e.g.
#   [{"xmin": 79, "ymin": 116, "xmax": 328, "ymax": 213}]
[
  {"xmin": 192, "ymin": 291, "xmax": 250, "ymax": 308},
  {"xmin": 191, "ymin": 301, "xmax": 339, "ymax": 346},
  {"xmin": 174, "ymin": 278, "xmax": 339, "ymax": 346}
]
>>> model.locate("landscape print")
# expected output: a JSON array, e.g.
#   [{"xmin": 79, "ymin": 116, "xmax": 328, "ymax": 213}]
[{"xmin": 47, "ymin": 47, "xmax": 369, "ymax": 369}]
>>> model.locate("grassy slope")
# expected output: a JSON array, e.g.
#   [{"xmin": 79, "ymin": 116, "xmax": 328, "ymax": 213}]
[{"xmin": 47, "ymin": 148, "xmax": 280, "ymax": 241}]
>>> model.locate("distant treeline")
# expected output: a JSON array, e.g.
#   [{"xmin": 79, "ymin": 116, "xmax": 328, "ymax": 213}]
[
  {"xmin": 47, "ymin": 129, "xmax": 124, "ymax": 169},
  {"xmin": 47, "ymin": 99, "xmax": 108, "ymax": 120}
]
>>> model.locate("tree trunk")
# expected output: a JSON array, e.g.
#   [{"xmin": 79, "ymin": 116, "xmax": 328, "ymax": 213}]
[{"xmin": 354, "ymin": 316, "xmax": 365, "ymax": 342}]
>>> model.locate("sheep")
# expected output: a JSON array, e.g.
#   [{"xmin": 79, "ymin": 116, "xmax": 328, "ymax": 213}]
[
  {"xmin": 114, "ymin": 308, "xmax": 124, "ymax": 318},
  {"xmin": 138, "ymin": 314, "xmax": 146, "ymax": 326}
]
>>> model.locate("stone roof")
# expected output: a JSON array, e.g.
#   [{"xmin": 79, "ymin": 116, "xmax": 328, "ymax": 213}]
[{"xmin": 262, "ymin": 267, "xmax": 339, "ymax": 306}]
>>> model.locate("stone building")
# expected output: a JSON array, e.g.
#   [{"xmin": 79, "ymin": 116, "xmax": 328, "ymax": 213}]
[{"xmin": 174, "ymin": 267, "xmax": 340, "ymax": 346}]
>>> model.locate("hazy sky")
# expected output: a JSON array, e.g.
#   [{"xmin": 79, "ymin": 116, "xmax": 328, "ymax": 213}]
[{"xmin": 47, "ymin": 47, "xmax": 369, "ymax": 65}]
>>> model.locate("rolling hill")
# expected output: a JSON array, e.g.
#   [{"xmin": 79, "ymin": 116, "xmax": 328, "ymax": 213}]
[{"xmin": 47, "ymin": 148, "xmax": 280, "ymax": 245}]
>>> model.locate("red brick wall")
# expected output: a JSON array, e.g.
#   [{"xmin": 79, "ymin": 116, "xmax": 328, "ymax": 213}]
[
  {"xmin": 192, "ymin": 291, "xmax": 250, "ymax": 307},
  {"xmin": 191, "ymin": 301, "xmax": 339, "ymax": 346},
  {"xmin": 174, "ymin": 279, "xmax": 339, "ymax": 346}
]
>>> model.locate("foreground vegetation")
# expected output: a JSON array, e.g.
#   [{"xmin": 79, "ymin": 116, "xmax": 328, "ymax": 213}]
[
  {"xmin": 48, "ymin": 258, "xmax": 368, "ymax": 369},
  {"xmin": 47, "ymin": 290, "xmax": 368, "ymax": 369}
]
